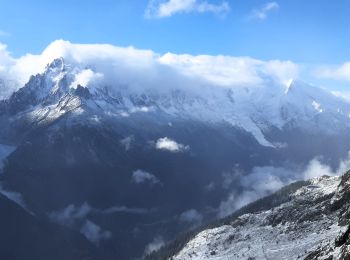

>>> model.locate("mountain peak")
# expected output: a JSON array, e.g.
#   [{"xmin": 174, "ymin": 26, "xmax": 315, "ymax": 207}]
[{"xmin": 46, "ymin": 57, "xmax": 65, "ymax": 72}]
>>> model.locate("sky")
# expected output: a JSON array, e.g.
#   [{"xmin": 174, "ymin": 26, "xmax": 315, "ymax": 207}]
[{"xmin": 0, "ymin": 0, "xmax": 350, "ymax": 92}]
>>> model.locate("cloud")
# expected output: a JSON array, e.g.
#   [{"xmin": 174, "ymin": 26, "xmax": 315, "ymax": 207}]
[
  {"xmin": 49, "ymin": 202, "xmax": 92, "ymax": 226},
  {"xmin": 80, "ymin": 220, "xmax": 112, "ymax": 245},
  {"xmin": 250, "ymin": 2, "xmax": 279, "ymax": 20},
  {"xmin": 145, "ymin": 0, "xmax": 230, "ymax": 19},
  {"xmin": 0, "ymin": 40, "xmax": 301, "ymax": 101},
  {"xmin": 144, "ymin": 236, "xmax": 165, "ymax": 255},
  {"xmin": 155, "ymin": 137, "xmax": 189, "ymax": 152},
  {"xmin": 314, "ymin": 62, "xmax": 350, "ymax": 82},
  {"xmin": 100, "ymin": 206, "xmax": 151, "ymax": 214},
  {"xmin": 218, "ymin": 166, "xmax": 294, "ymax": 217},
  {"xmin": 0, "ymin": 144, "xmax": 16, "ymax": 171},
  {"xmin": 218, "ymin": 153, "xmax": 350, "ymax": 217},
  {"xmin": 120, "ymin": 135, "xmax": 135, "ymax": 151},
  {"xmin": 0, "ymin": 183, "xmax": 27, "ymax": 209},
  {"xmin": 159, "ymin": 53, "xmax": 298, "ymax": 87},
  {"xmin": 179, "ymin": 209, "xmax": 203, "ymax": 223},
  {"xmin": 70, "ymin": 69, "xmax": 104, "ymax": 89},
  {"xmin": 0, "ymin": 43, "xmax": 19, "ymax": 99},
  {"xmin": 49, "ymin": 202, "xmax": 152, "ymax": 227},
  {"xmin": 303, "ymin": 153, "xmax": 350, "ymax": 180},
  {"xmin": 132, "ymin": 169, "xmax": 160, "ymax": 185}
]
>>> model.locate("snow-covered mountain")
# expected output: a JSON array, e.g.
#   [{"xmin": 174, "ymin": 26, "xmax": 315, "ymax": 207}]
[
  {"xmin": 150, "ymin": 172, "xmax": 350, "ymax": 260},
  {"xmin": 2, "ymin": 58, "xmax": 350, "ymax": 259},
  {"xmin": 2, "ymin": 57, "xmax": 350, "ymax": 148}
]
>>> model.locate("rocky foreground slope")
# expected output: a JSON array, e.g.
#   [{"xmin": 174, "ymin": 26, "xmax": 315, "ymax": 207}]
[{"xmin": 148, "ymin": 171, "xmax": 350, "ymax": 260}]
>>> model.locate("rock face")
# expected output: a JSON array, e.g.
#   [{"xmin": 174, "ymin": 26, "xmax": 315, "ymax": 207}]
[
  {"xmin": 163, "ymin": 172, "xmax": 350, "ymax": 260},
  {"xmin": 0, "ymin": 193, "xmax": 102, "ymax": 260}
]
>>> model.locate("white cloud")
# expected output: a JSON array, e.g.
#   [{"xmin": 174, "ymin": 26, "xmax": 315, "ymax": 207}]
[
  {"xmin": 70, "ymin": 69, "xmax": 104, "ymax": 89},
  {"xmin": 0, "ymin": 40, "xmax": 300, "ymax": 100},
  {"xmin": 80, "ymin": 220, "xmax": 112, "ymax": 245},
  {"xmin": 179, "ymin": 209, "xmax": 203, "ymax": 223},
  {"xmin": 0, "ymin": 183, "xmax": 26, "ymax": 209},
  {"xmin": 315, "ymin": 62, "xmax": 350, "ymax": 82},
  {"xmin": 218, "ymin": 166, "xmax": 294, "ymax": 217},
  {"xmin": 218, "ymin": 153, "xmax": 350, "ymax": 217},
  {"xmin": 250, "ymin": 2, "xmax": 279, "ymax": 20},
  {"xmin": 145, "ymin": 0, "xmax": 230, "ymax": 19},
  {"xmin": 155, "ymin": 137, "xmax": 189, "ymax": 152},
  {"xmin": 303, "ymin": 153, "xmax": 350, "ymax": 180},
  {"xmin": 144, "ymin": 236, "xmax": 165, "ymax": 255},
  {"xmin": 49, "ymin": 202, "xmax": 151, "ymax": 227},
  {"xmin": 49, "ymin": 202, "xmax": 92, "ymax": 226},
  {"xmin": 132, "ymin": 169, "xmax": 160, "ymax": 185},
  {"xmin": 159, "ymin": 53, "xmax": 298, "ymax": 87},
  {"xmin": 0, "ymin": 43, "xmax": 18, "ymax": 99}
]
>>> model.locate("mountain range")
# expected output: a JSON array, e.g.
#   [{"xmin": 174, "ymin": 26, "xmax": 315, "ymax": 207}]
[{"xmin": 1, "ymin": 57, "xmax": 350, "ymax": 259}]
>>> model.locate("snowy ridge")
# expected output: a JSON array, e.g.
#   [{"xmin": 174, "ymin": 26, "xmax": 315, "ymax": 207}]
[
  {"xmin": 172, "ymin": 174, "xmax": 350, "ymax": 260},
  {"xmin": 2, "ymin": 58, "xmax": 350, "ymax": 147}
]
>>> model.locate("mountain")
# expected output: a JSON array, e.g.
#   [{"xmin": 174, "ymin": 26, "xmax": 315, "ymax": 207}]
[
  {"xmin": 0, "ymin": 192, "xmax": 104, "ymax": 260},
  {"xmin": 1, "ymin": 58, "xmax": 350, "ymax": 259},
  {"xmin": 2, "ymin": 57, "xmax": 350, "ymax": 148},
  {"xmin": 149, "ymin": 171, "xmax": 350, "ymax": 260}
]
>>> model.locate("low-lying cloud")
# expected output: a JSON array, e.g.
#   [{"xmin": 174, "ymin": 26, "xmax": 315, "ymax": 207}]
[
  {"xmin": 218, "ymin": 165, "xmax": 294, "ymax": 217},
  {"xmin": 0, "ymin": 183, "xmax": 27, "ymax": 210},
  {"xmin": 132, "ymin": 169, "xmax": 160, "ymax": 185},
  {"xmin": 120, "ymin": 135, "xmax": 135, "ymax": 151},
  {"xmin": 49, "ymin": 202, "xmax": 152, "ymax": 245},
  {"xmin": 80, "ymin": 220, "xmax": 112, "ymax": 246},
  {"xmin": 218, "ymin": 153, "xmax": 350, "ymax": 217},
  {"xmin": 155, "ymin": 137, "xmax": 189, "ymax": 152},
  {"xmin": 179, "ymin": 209, "xmax": 203, "ymax": 223},
  {"xmin": 144, "ymin": 236, "xmax": 165, "ymax": 255},
  {"xmin": 49, "ymin": 202, "xmax": 152, "ymax": 226}
]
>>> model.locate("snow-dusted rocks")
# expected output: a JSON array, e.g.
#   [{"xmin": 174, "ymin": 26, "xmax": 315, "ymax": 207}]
[{"xmin": 172, "ymin": 174, "xmax": 350, "ymax": 260}]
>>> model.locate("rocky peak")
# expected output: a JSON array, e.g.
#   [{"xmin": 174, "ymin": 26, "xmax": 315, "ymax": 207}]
[{"xmin": 46, "ymin": 57, "xmax": 65, "ymax": 72}]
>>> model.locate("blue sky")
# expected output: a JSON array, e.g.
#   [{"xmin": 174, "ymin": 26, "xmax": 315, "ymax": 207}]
[{"xmin": 0, "ymin": 0, "xmax": 349, "ymax": 64}]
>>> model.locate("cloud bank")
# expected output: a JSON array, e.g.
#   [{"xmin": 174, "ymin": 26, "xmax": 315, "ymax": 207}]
[
  {"xmin": 145, "ymin": 0, "xmax": 230, "ymax": 19},
  {"xmin": 0, "ymin": 40, "xmax": 301, "ymax": 100}
]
